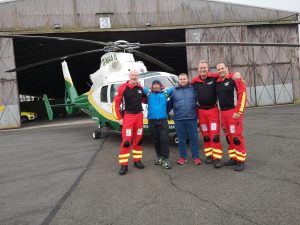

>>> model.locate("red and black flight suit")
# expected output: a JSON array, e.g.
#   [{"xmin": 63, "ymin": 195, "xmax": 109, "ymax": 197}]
[
  {"xmin": 113, "ymin": 81, "xmax": 146, "ymax": 166},
  {"xmin": 191, "ymin": 73, "xmax": 223, "ymax": 160},
  {"xmin": 216, "ymin": 74, "xmax": 247, "ymax": 162}
]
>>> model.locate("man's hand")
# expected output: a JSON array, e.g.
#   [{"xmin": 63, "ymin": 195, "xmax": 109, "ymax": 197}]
[
  {"xmin": 233, "ymin": 72, "xmax": 242, "ymax": 79},
  {"xmin": 117, "ymin": 119, "xmax": 123, "ymax": 125},
  {"xmin": 232, "ymin": 113, "xmax": 241, "ymax": 119}
]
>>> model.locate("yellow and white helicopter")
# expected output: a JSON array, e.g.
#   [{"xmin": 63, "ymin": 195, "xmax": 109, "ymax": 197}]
[
  {"xmin": 1, "ymin": 34, "xmax": 299, "ymax": 143},
  {"xmin": 52, "ymin": 49, "xmax": 178, "ymax": 140}
]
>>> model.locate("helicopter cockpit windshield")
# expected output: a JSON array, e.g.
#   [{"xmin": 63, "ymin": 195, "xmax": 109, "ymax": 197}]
[{"xmin": 140, "ymin": 72, "xmax": 178, "ymax": 89}]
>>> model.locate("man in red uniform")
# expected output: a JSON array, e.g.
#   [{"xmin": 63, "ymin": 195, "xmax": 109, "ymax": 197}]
[
  {"xmin": 113, "ymin": 70, "xmax": 146, "ymax": 175},
  {"xmin": 216, "ymin": 62, "xmax": 247, "ymax": 171},
  {"xmin": 191, "ymin": 60, "xmax": 241, "ymax": 168},
  {"xmin": 191, "ymin": 60, "xmax": 223, "ymax": 168}
]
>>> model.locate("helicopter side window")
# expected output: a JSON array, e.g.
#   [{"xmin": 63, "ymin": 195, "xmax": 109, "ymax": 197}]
[
  {"xmin": 100, "ymin": 85, "xmax": 108, "ymax": 102},
  {"xmin": 110, "ymin": 84, "xmax": 121, "ymax": 103}
]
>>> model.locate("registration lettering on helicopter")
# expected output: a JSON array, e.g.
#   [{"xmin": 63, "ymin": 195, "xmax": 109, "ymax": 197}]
[{"xmin": 101, "ymin": 53, "xmax": 118, "ymax": 66}]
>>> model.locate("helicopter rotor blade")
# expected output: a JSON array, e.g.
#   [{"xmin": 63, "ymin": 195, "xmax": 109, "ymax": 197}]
[
  {"xmin": 6, "ymin": 48, "xmax": 106, "ymax": 72},
  {"xmin": 0, "ymin": 34, "xmax": 108, "ymax": 46},
  {"xmin": 139, "ymin": 42, "xmax": 300, "ymax": 48},
  {"xmin": 132, "ymin": 50, "xmax": 175, "ymax": 73}
]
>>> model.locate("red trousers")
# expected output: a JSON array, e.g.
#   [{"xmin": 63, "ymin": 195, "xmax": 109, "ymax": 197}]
[
  {"xmin": 221, "ymin": 109, "xmax": 247, "ymax": 162},
  {"xmin": 198, "ymin": 107, "xmax": 222, "ymax": 159},
  {"xmin": 119, "ymin": 112, "xmax": 143, "ymax": 165}
]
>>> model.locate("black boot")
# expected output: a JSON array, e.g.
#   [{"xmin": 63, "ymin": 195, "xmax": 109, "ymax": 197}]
[
  {"xmin": 234, "ymin": 161, "xmax": 245, "ymax": 171},
  {"xmin": 134, "ymin": 161, "xmax": 145, "ymax": 169},
  {"xmin": 224, "ymin": 158, "xmax": 237, "ymax": 166},
  {"xmin": 119, "ymin": 165, "xmax": 128, "ymax": 175},
  {"xmin": 213, "ymin": 159, "xmax": 223, "ymax": 168},
  {"xmin": 205, "ymin": 156, "xmax": 213, "ymax": 164}
]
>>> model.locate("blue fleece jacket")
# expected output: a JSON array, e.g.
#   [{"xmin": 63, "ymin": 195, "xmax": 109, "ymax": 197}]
[{"xmin": 144, "ymin": 87, "xmax": 173, "ymax": 120}]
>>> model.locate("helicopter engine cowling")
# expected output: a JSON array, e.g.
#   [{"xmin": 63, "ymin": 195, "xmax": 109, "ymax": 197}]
[
  {"xmin": 89, "ymin": 52, "xmax": 147, "ymax": 89},
  {"xmin": 109, "ymin": 60, "xmax": 122, "ymax": 70}
]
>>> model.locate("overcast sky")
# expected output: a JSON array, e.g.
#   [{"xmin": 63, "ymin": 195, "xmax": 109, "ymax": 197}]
[
  {"xmin": 212, "ymin": 0, "xmax": 300, "ymax": 12},
  {"xmin": 1, "ymin": 0, "xmax": 300, "ymax": 12}
]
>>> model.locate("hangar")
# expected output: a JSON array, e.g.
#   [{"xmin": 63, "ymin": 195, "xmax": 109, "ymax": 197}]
[{"xmin": 0, "ymin": 0, "xmax": 299, "ymax": 129}]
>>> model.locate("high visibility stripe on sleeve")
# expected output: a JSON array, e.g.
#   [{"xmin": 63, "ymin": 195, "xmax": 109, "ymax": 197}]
[
  {"xmin": 239, "ymin": 92, "xmax": 246, "ymax": 113},
  {"xmin": 112, "ymin": 101, "xmax": 118, "ymax": 119}
]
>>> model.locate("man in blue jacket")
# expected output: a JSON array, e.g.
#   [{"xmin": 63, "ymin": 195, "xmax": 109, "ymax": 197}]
[
  {"xmin": 144, "ymin": 80, "xmax": 173, "ymax": 169},
  {"xmin": 169, "ymin": 73, "xmax": 201, "ymax": 165}
]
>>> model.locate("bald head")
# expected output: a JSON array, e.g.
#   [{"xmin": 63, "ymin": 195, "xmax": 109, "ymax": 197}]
[{"xmin": 128, "ymin": 69, "xmax": 139, "ymax": 86}]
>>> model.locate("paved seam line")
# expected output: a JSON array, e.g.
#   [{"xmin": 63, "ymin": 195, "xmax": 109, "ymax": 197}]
[
  {"xmin": 161, "ymin": 169, "xmax": 264, "ymax": 225},
  {"xmin": 40, "ymin": 134, "xmax": 108, "ymax": 225}
]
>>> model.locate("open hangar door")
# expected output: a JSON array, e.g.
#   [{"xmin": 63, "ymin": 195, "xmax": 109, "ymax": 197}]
[
  {"xmin": 186, "ymin": 25, "xmax": 299, "ymax": 107},
  {"xmin": 13, "ymin": 29, "xmax": 187, "ymax": 119}
]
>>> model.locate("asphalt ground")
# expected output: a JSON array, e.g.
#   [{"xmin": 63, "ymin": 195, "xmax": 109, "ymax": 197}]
[{"xmin": 0, "ymin": 105, "xmax": 299, "ymax": 225}]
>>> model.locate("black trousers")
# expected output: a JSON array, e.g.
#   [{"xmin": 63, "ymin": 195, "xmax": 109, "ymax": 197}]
[{"xmin": 148, "ymin": 119, "xmax": 169, "ymax": 159}]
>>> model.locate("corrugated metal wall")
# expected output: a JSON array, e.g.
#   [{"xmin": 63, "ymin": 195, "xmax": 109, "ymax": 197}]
[
  {"xmin": 0, "ymin": 0, "xmax": 296, "ymax": 30},
  {"xmin": 0, "ymin": 38, "xmax": 20, "ymax": 129},
  {"xmin": 186, "ymin": 25, "xmax": 300, "ymax": 106}
]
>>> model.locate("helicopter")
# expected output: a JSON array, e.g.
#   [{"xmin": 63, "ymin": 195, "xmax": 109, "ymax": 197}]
[
  {"xmin": 43, "ymin": 50, "xmax": 179, "ymax": 141},
  {"xmin": 1, "ymin": 34, "xmax": 299, "ymax": 144}
]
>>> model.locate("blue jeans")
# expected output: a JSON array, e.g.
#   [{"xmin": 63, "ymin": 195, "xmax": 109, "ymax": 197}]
[{"xmin": 174, "ymin": 119, "xmax": 199, "ymax": 159}]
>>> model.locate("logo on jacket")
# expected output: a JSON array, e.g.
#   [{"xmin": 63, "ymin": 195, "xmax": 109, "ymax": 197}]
[
  {"xmin": 224, "ymin": 82, "xmax": 230, "ymax": 86},
  {"xmin": 137, "ymin": 90, "xmax": 142, "ymax": 94},
  {"xmin": 207, "ymin": 81, "xmax": 213, "ymax": 85}
]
